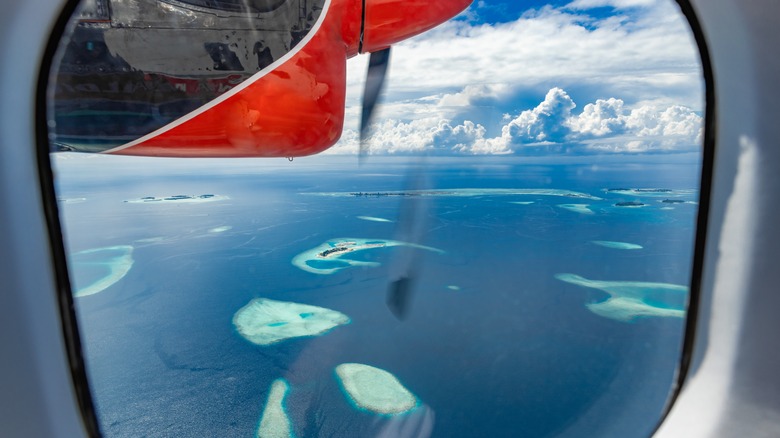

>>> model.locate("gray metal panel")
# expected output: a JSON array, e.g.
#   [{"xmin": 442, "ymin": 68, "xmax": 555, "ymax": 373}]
[
  {"xmin": 656, "ymin": 0, "xmax": 780, "ymax": 436},
  {"xmin": 0, "ymin": 0, "xmax": 89, "ymax": 435}
]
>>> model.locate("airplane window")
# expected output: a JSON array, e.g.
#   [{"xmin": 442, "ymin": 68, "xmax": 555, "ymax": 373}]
[{"xmin": 44, "ymin": 0, "xmax": 706, "ymax": 436}]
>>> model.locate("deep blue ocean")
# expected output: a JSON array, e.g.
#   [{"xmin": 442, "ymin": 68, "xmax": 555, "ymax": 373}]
[{"xmin": 54, "ymin": 154, "xmax": 701, "ymax": 437}]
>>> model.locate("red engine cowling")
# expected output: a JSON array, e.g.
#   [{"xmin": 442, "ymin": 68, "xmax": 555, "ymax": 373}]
[
  {"xmin": 49, "ymin": 0, "xmax": 471, "ymax": 157},
  {"xmin": 361, "ymin": 0, "xmax": 473, "ymax": 53}
]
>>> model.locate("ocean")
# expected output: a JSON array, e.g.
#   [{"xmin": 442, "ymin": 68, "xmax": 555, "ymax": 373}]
[{"xmin": 54, "ymin": 154, "xmax": 700, "ymax": 437}]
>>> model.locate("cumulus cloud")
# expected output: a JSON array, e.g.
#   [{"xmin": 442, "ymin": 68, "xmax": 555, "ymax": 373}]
[
  {"xmin": 570, "ymin": 97, "xmax": 626, "ymax": 136},
  {"xmin": 503, "ymin": 88, "xmax": 576, "ymax": 143},
  {"xmin": 326, "ymin": 118, "xmax": 501, "ymax": 155},
  {"xmin": 433, "ymin": 120, "xmax": 487, "ymax": 149},
  {"xmin": 462, "ymin": 87, "xmax": 703, "ymax": 154},
  {"xmin": 325, "ymin": 118, "xmax": 445, "ymax": 155}
]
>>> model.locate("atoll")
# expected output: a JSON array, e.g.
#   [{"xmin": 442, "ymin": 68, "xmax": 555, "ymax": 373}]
[
  {"xmin": 304, "ymin": 188, "xmax": 601, "ymax": 200},
  {"xmin": 555, "ymin": 273, "xmax": 687, "ymax": 322},
  {"xmin": 292, "ymin": 238, "xmax": 443, "ymax": 275}
]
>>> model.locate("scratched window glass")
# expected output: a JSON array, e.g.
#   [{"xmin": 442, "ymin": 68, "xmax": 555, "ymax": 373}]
[{"xmin": 48, "ymin": 0, "xmax": 704, "ymax": 436}]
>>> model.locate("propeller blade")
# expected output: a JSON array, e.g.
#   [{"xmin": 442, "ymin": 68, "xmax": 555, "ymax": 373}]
[
  {"xmin": 386, "ymin": 165, "xmax": 430, "ymax": 320},
  {"xmin": 360, "ymin": 47, "xmax": 391, "ymax": 159},
  {"xmin": 386, "ymin": 274, "xmax": 415, "ymax": 320}
]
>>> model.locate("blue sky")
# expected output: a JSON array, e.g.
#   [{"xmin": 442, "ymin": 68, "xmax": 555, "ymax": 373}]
[{"xmin": 329, "ymin": 0, "xmax": 704, "ymax": 156}]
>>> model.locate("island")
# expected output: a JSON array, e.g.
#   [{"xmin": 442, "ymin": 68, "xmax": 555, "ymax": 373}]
[
  {"xmin": 124, "ymin": 194, "xmax": 228, "ymax": 203},
  {"xmin": 57, "ymin": 197, "xmax": 87, "ymax": 204},
  {"xmin": 303, "ymin": 188, "xmax": 602, "ymax": 200},
  {"xmin": 614, "ymin": 201, "xmax": 646, "ymax": 207},
  {"xmin": 605, "ymin": 188, "xmax": 697, "ymax": 198},
  {"xmin": 607, "ymin": 188, "xmax": 673, "ymax": 194},
  {"xmin": 292, "ymin": 238, "xmax": 444, "ymax": 275},
  {"xmin": 350, "ymin": 192, "xmax": 416, "ymax": 197},
  {"xmin": 335, "ymin": 363, "xmax": 418, "ymax": 415}
]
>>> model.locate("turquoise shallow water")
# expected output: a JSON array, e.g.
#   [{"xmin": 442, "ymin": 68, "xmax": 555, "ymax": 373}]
[
  {"xmin": 58, "ymin": 157, "xmax": 700, "ymax": 437},
  {"xmin": 555, "ymin": 273, "xmax": 688, "ymax": 321}
]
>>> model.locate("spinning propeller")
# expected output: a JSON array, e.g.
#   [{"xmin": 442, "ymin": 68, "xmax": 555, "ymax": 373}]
[{"xmin": 359, "ymin": 47, "xmax": 391, "ymax": 159}]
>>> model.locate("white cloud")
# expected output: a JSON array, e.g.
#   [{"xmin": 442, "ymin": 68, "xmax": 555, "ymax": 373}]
[
  {"xmin": 330, "ymin": 87, "xmax": 702, "ymax": 155},
  {"xmin": 503, "ymin": 87, "xmax": 576, "ymax": 143},
  {"xmin": 483, "ymin": 87, "xmax": 702, "ymax": 153},
  {"xmin": 333, "ymin": 0, "xmax": 703, "ymax": 156},
  {"xmin": 570, "ymin": 97, "xmax": 626, "ymax": 136},
  {"xmin": 434, "ymin": 120, "xmax": 487, "ymax": 149},
  {"xmin": 566, "ymin": 0, "xmax": 659, "ymax": 11},
  {"xmin": 348, "ymin": 0, "xmax": 701, "ymax": 108},
  {"xmin": 438, "ymin": 84, "xmax": 510, "ymax": 108},
  {"xmin": 324, "ymin": 118, "xmax": 445, "ymax": 155}
]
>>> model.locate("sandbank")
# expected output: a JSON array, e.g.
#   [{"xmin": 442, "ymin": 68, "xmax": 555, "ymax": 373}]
[
  {"xmin": 70, "ymin": 245, "xmax": 134, "ymax": 297},
  {"xmin": 57, "ymin": 197, "xmax": 87, "ymax": 204},
  {"xmin": 209, "ymin": 226, "xmax": 232, "ymax": 233},
  {"xmin": 335, "ymin": 363, "xmax": 418, "ymax": 415},
  {"xmin": 357, "ymin": 216, "xmax": 393, "ymax": 223},
  {"xmin": 555, "ymin": 273, "xmax": 687, "ymax": 322},
  {"xmin": 591, "ymin": 241, "xmax": 643, "ymax": 250},
  {"xmin": 233, "ymin": 298, "xmax": 350, "ymax": 345},
  {"xmin": 257, "ymin": 379, "xmax": 294, "ymax": 438},
  {"xmin": 557, "ymin": 204, "xmax": 594, "ymax": 215}
]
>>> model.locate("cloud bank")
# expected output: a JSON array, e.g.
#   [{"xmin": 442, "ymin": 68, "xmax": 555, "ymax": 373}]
[{"xmin": 327, "ymin": 87, "xmax": 702, "ymax": 155}]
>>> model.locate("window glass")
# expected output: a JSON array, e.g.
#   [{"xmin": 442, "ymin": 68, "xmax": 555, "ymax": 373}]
[{"xmin": 49, "ymin": 0, "xmax": 704, "ymax": 436}]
